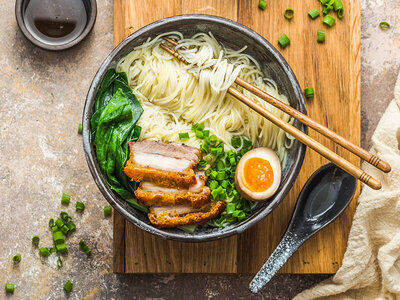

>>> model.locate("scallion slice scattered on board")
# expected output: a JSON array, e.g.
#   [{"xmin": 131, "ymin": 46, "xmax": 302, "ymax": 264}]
[
  {"xmin": 317, "ymin": 30, "xmax": 326, "ymax": 43},
  {"xmin": 77, "ymin": 123, "xmax": 83, "ymax": 134},
  {"xmin": 304, "ymin": 87, "xmax": 315, "ymax": 98},
  {"xmin": 258, "ymin": 0, "xmax": 267, "ymax": 10},
  {"xmin": 333, "ymin": 0, "xmax": 344, "ymax": 19},
  {"xmin": 308, "ymin": 8, "xmax": 320, "ymax": 19},
  {"xmin": 284, "ymin": 8, "xmax": 294, "ymax": 20},
  {"xmin": 379, "ymin": 22, "xmax": 390, "ymax": 30},
  {"xmin": 278, "ymin": 34, "xmax": 290, "ymax": 48},
  {"xmin": 323, "ymin": 15, "xmax": 335, "ymax": 27}
]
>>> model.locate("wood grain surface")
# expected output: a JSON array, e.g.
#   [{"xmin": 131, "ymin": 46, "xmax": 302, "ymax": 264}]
[{"xmin": 113, "ymin": 0, "xmax": 361, "ymax": 274}]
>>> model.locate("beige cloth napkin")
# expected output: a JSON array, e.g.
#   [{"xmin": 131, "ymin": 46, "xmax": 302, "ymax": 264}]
[{"xmin": 295, "ymin": 72, "xmax": 400, "ymax": 300}]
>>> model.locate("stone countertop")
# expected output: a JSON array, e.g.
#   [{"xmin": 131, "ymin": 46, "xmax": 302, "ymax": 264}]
[{"xmin": 0, "ymin": 0, "xmax": 398, "ymax": 299}]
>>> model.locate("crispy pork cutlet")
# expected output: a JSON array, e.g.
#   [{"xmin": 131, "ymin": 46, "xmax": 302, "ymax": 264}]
[
  {"xmin": 135, "ymin": 171, "xmax": 210, "ymax": 208},
  {"xmin": 124, "ymin": 141, "xmax": 201, "ymax": 188},
  {"xmin": 148, "ymin": 201, "xmax": 226, "ymax": 228}
]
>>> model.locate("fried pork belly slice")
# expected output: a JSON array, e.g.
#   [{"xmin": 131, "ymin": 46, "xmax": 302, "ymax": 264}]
[
  {"xmin": 124, "ymin": 141, "xmax": 201, "ymax": 188},
  {"xmin": 148, "ymin": 201, "xmax": 226, "ymax": 228},
  {"xmin": 135, "ymin": 171, "xmax": 210, "ymax": 208}
]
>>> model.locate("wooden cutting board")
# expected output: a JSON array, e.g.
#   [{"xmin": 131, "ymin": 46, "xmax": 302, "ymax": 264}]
[{"xmin": 113, "ymin": 0, "xmax": 361, "ymax": 274}]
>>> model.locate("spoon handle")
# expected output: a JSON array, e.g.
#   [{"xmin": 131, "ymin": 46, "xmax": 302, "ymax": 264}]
[{"xmin": 249, "ymin": 231, "xmax": 305, "ymax": 293}]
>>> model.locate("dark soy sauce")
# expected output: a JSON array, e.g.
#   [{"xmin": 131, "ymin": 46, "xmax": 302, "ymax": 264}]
[{"xmin": 23, "ymin": 0, "xmax": 88, "ymax": 45}]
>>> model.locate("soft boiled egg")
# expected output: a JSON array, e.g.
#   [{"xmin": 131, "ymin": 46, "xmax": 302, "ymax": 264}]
[{"xmin": 235, "ymin": 147, "xmax": 281, "ymax": 201}]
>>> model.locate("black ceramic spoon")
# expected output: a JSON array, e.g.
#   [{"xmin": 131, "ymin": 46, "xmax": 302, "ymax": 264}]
[{"xmin": 249, "ymin": 162, "xmax": 358, "ymax": 293}]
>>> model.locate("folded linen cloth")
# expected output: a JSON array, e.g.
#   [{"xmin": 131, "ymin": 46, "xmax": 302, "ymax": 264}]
[{"xmin": 295, "ymin": 72, "xmax": 400, "ymax": 300}]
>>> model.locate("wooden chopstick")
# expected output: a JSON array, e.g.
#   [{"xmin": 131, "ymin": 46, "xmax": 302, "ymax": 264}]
[
  {"xmin": 159, "ymin": 42, "xmax": 382, "ymax": 190},
  {"xmin": 162, "ymin": 37, "xmax": 391, "ymax": 174}
]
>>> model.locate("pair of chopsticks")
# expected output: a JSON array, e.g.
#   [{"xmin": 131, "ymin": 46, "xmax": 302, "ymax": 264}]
[{"xmin": 160, "ymin": 37, "xmax": 391, "ymax": 190}]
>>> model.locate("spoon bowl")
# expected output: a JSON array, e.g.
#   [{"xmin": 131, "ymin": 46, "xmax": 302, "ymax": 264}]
[{"xmin": 249, "ymin": 163, "xmax": 358, "ymax": 293}]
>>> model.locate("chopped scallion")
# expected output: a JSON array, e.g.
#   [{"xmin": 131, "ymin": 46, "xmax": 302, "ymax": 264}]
[
  {"xmin": 57, "ymin": 257, "xmax": 62, "ymax": 268},
  {"xmin": 78, "ymin": 123, "xmax": 83, "ymax": 134},
  {"xmin": 49, "ymin": 218, "xmax": 54, "ymax": 228},
  {"xmin": 51, "ymin": 225, "xmax": 58, "ymax": 233},
  {"xmin": 195, "ymin": 130, "xmax": 204, "ymax": 139},
  {"xmin": 67, "ymin": 221, "xmax": 76, "ymax": 232},
  {"xmin": 5, "ymin": 283, "xmax": 14, "ymax": 294},
  {"xmin": 60, "ymin": 211, "xmax": 71, "ymax": 222},
  {"xmin": 179, "ymin": 132, "xmax": 189, "ymax": 140},
  {"xmin": 55, "ymin": 218, "xmax": 64, "ymax": 229},
  {"xmin": 278, "ymin": 34, "xmax": 290, "ymax": 48},
  {"xmin": 56, "ymin": 243, "xmax": 68, "ymax": 254},
  {"xmin": 79, "ymin": 240, "xmax": 92, "ymax": 255},
  {"xmin": 379, "ymin": 22, "xmax": 390, "ymax": 30},
  {"xmin": 76, "ymin": 201, "xmax": 85, "ymax": 211},
  {"xmin": 317, "ymin": 30, "xmax": 326, "ymax": 43},
  {"xmin": 258, "ymin": 0, "xmax": 267, "ymax": 10},
  {"xmin": 12, "ymin": 254, "xmax": 21, "ymax": 264},
  {"xmin": 308, "ymin": 8, "xmax": 320, "ymax": 19},
  {"xmin": 323, "ymin": 15, "xmax": 335, "ymax": 27},
  {"xmin": 64, "ymin": 280, "xmax": 73, "ymax": 293},
  {"xmin": 60, "ymin": 225, "xmax": 69, "ymax": 235},
  {"xmin": 61, "ymin": 193, "xmax": 70, "ymax": 205},
  {"xmin": 104, "ymin": 205, "xmax": 112, "ymax": 217},
  {"xmin": 32, "ymin": 235, "xmax": 40, "ymax": 244},
  {"xmin": 284, "ymin": 8, "xmax": 294, "ymax": 20},
  {"xmin": 304, "ymin": 87, "xmax": 315, "ymax": 98},
  {"xmin": 333, "ymin": 0, "xmax": 344, "ymax": 18},
  {"xmin": 39, "ymin": 247, "xmax": 51, "ymax": 257},
  {"xmin": 53, "ymin": 231, "xmax": 65, "ymax": 244}
]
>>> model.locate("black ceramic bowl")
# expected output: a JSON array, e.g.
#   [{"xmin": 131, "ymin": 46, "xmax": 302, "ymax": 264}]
[
  {"xmin": 83, "ymin": 15, "xmax": 307, "ymax": 242},
  {"xmin": 15, "ymin": 0, "xmax": 97, "ymax": 51}
]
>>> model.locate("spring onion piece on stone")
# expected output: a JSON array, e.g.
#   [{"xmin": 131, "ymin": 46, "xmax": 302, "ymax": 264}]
[
  {"xmin": 104, "ymin": 205, "xmax": 112, "ymax": 217},
  {"xmin": 32, "ymin": 235, "xmax": 40, "ymax": 244},
  {"xmin": 51, "ymin": 225, "xmax": 58, "ymax": 232},
  {"xmin": 49, "ymin": 247, "xmax": 57, "ymax": 253},
  {"xmin": 61, "ymin": 193, "xmax": 70, "ymax": 205},
  {"xmin": 56, "ymin": 243, "xmax": 68, "ymax": 254},
  {"xmin": 49, "ymin": 218, "xmax": 54, "ymax": 228},
  {"xmin": 57, "ymin": 257, "xmax": 62, "ymax": 268},
  {"xmin": 55, "ymin": 218, "xmax": 64, "ymax": 229},
  {"xmin": 258, "ymin": 0, "xmax": 267, "ymax": 10},
  {"xmin": 76, "ymin": 201, "xmax": 85, "ymax": 211},
  {"xmin": 67, "ymin": 221, "xmax": 76, "ymax": 231},
  {"xmin": 60, "ymin": 225, "xmax": 69, "ymax": 236},
  {"xmin": 12, "ymin": 254, "xmax": 21, "ymax": 263},
  {"xmin": 304, "ymin": 87, "xmax": 315, "ymax": 98},
  {"xmin": 60, "ymin": 212, "xmax": 71, "ymax": 222},
  {"xmin": 323, "ymin": 15, "xmax": 335, "ymax": 27},
  {"xmin": 78, "ymin": 123, "xmax": 83, "ymax": 134},
  {"xmin": 64, "ymin": 280, "xmax": 73, "ymax": 293},
  {"xmin": 308, "ymin": 8, "xmax": 320, "ymax": 19},
  {"xmin": 278, "ymin": 34, "xmax": 290, "ymax": 48},
  {"xmin": 79, "ymin": 240, "xmax": 92, "ymax": 255},
  {"xmin": 317, "ymin": 30, "xmax": 326, "ymax": 43},
  {"xmin": 379, "ymin": 22, "xmax": 390, "ymax": 30},
  {"xmin": 39, "ymin": 247, "xmax": 51, "ymax": 256},
  {"xmin": 179, "ymin": 132, "xmax": 189, "ymax": 140},
  {"xmin": 53, "ymin": 231, "xmax": 65, "ymax": 244},
  {"xmin": 5, "ymin": 283, "xmax": 14, "ymax": 294},
  {"xmin": 284, "ymin": 8, "xmax": 294, "ymax": 20}
]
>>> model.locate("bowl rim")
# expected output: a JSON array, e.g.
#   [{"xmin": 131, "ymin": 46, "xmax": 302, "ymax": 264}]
[
  {"xmin": 82, "ymin": 14, "xmax": 308, "ymax": 242},
  {"xmin": 15, "ymin": 0, "xmax": 97, "ymax": 51}
]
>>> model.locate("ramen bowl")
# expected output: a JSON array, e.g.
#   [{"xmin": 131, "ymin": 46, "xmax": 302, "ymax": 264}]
[{"xmin": 82, "ymin": 15, "xmax": 307, "ymax": 242}]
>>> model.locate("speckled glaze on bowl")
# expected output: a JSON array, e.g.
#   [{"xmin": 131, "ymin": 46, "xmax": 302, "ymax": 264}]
[{"xmin": 82, "ymin": 15, "xmax": 307, "ymax": 242}]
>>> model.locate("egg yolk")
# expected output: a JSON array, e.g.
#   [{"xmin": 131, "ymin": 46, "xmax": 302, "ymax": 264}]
[{"xmin": 242, "ymin": 157, "xmax": 274, "ymax": 192}]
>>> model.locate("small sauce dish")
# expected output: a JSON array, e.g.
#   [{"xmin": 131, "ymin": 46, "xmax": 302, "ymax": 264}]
[{"xmin": 15, "ymin": 0, "xmax": 97, "ymax": 51}]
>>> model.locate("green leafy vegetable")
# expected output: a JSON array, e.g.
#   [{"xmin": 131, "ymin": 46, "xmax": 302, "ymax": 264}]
[{"xmin": 91, "ymin": 69, "xmax": 147, "ymax": 213}]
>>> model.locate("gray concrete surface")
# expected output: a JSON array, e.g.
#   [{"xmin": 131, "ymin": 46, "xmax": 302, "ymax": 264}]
[{"xmin": 0, "ymin": 0, "xmax": 398, "ymax": 299}]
